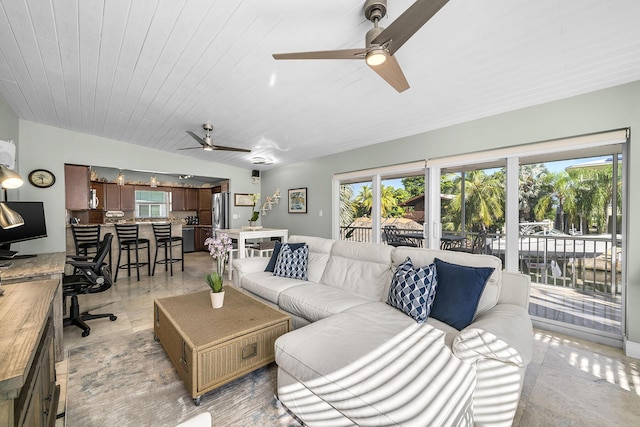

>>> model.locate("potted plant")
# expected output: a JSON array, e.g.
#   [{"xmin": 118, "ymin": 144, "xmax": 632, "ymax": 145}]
[
  {"xmin": 206, "ymin": 271, "xmax": 225, "ymax": 308},
  {"xmin": 204, "ymin": 233, "xmax": 233, "ymax": 308}
]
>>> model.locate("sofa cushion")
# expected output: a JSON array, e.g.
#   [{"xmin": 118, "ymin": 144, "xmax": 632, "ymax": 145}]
[
  {"xmin": 274, "ymin": 244, "xmax": 309, "ymax": 280},
  {"xmin": 240, "ymin": 272, "xmax": 309, "ymax": 305},
  {"xmin": 289, "ymin": 235, "xmax": 334, "ymax": 283},
  {"xmin": 275, "ymin": 302, "xmax": 414, "ymax": 382},
  {"xmin": 320, "ymin": 240, "xmax": 393, "ymax": 301},
  {"xmin": 265, "ymin": 241, "xmax": 307, "ymax": 272},
  {"xmin": 430, "ymin": 258, "xmax": 494, "ymax": 330},
  {"xmin": 387, "ymin": 257, "xmax": 438, "ymax": 323},
  {"xmin": 392, "ymin": 247, "xmax": 502, "ymax": 318},
  {"xmin": 278, "ymin": 284, "xmax": 369, "ymax": 322},
  {"xmin": 275, "ymin": 303, "xmax": 476, "ymax": 427}
]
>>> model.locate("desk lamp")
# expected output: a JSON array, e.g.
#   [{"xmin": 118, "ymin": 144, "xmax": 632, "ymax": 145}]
[{"xmin": 0, "ymin": 164, "xmax": 25, "ymax": 229}]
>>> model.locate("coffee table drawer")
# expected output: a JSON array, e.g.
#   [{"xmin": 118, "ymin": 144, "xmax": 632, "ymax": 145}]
[{"xmin": 197, "ymin": 321, "xmax": 289, "ymax": 394}]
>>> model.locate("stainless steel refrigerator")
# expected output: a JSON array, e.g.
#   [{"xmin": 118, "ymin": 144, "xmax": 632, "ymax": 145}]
[{"xmin": 212, "ymin": 192, "xmax": 230, "ymax": 229}]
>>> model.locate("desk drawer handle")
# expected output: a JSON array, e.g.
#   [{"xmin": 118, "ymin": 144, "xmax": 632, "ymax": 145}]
[{"xmin": 242, "ymin": 343, "xmax": 257, "ymax": 360}]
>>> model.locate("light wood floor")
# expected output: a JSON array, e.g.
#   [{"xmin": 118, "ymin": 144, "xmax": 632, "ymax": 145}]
[{"xmin": 56, "ymin": 252, "xmax": 640, "ymax": 426}]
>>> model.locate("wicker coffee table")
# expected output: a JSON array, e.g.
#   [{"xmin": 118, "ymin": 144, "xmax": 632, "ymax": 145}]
[{"xmin": 153, "ymin": 286, "xmax": 291, "ymax": 405}]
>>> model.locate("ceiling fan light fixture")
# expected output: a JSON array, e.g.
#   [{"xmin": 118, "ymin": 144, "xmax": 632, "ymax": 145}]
[
  {"xmin": 366, "ymin": 48, "xmax": 388, "ymax": 66},
  {"xmin": 203, "ymin": 145, "xmax": 214, "ymax": 151}
]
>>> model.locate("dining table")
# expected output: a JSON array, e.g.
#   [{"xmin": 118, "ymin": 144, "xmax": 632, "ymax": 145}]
[{"xmin": 215, "ymin": 228, "xmax": 288, "ymax": 259}]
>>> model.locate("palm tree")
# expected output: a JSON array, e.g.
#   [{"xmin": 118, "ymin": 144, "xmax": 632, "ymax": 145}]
[
  {"xmin": 519, "ymin": 163, "xmax": 548, "ymax": 222},
  {"xmin": 448, "ymin": 170, "xmax": 505, "ymax": 231},
  {"xmin": 354, "ymin": 185, "xmax": 373, "ymax": 217},
  {"xmin": 339, "ymin": 185, "xmax": 355, "ymax": 226},
  {"xmin": 354, "ymin": 184, "xmax": 399, "ymax": 218},
  {"xmin": 534, "ymin": 171, "xmax": 577, "ymax": 232}
]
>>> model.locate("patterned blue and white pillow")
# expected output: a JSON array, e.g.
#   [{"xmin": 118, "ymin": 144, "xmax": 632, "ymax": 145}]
[
  {"xmin": 387, "ymin": 257, "xmax": 438, "ymax": 323},
  {"xmin": 273, "ymin": 243, "xmax": 309, "ymax": 280}
]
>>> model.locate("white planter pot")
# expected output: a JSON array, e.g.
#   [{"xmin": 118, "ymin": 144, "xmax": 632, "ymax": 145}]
[{"xmin": 210, "ymin": 291, "xmax": 225, "ymax": 309}]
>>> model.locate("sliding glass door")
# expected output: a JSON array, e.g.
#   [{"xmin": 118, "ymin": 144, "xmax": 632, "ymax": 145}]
[{"xmin": 425, "ymin": 130, "xmax": 627, "ymax": 343}]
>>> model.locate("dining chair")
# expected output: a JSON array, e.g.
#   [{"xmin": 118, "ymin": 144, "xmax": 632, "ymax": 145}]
[{"xmin": 383, "ymin": 225, "xmax": 418, "ymax": 247}]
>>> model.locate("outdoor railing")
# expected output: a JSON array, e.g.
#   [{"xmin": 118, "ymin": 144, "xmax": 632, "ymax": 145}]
[
  {"xmin": 339, "ymin": 226, "xmax": 621, "ymax": 296},
  {"xmin": 485, "ymin": 232, "xmax": 621, "ymax": 296}
]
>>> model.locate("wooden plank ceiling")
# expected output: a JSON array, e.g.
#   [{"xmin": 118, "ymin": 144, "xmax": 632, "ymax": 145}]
[{"xmin": 0, "ymin": 0, "xmax": 639, "ymax": 169}]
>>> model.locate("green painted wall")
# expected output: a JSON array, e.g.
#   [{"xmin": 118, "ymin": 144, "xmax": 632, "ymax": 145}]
[{"xmin": 261, "ymin": 80, "xmax": 640, "ymax": 347}]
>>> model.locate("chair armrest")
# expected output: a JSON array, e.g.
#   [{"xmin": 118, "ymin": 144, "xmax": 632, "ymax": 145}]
[
  {"xmin": 453, "ymin": 304, "xmax": 533, "ymax": 367},
  {"xmin": 232, "ymin": 257, "xmax": 269, "ymax": 288},
  {"xmin": 66, "ymin": 260, "xmax": 95, "ymax": 269},
  {"xmin": 67, "ymin": 255, "xmax": 91, "ymax": 261}
]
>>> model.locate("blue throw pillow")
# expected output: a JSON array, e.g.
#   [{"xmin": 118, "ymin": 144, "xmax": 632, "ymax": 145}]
[
  {"xmin": 273, "ymin": 244, "xmax": 309, "ymax": 280},
  {"xmin": 387, "ymin": 257, "xmax": 438, "ymax": 323},
  {"xmin": 264, "ymin": 241, "xmax": 306, "ymax": 272},
  {"xmin": 430, "ymin": 258, "xmax": 495, "ymax": 330}
]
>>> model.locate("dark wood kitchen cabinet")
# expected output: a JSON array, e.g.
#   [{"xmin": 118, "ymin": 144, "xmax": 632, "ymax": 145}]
[
  {"xmin": 64, "ymin": 164, "xmax": 90, "ymax": 210},
  {"xmin": 172, "ymin": 188, "xmax": 186, "ymax": 211},
  {"xmin": 185, "ymin": 188, "xmax": 198, "ymax": 210},
  {"xmin": 195, "ymin": 226, "xmax": 213, "ymax": 251},
  {"xmin": 104, "ymin": 183, "xmax": 135, "ymax": 211},
  {"xmin": 120, "ymin": 185, "xmax": 135, "ymax": 211},
  {"xmin": 197, "ymin": 188, "xmax": 212, "ymax": 225}
]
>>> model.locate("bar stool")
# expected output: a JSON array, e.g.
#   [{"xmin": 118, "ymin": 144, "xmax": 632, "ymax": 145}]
[
  {"xmin": 71, "ymin": 224, "xmax": 101, "ymax": 257},
  {"xmin": 114, "ymin": 224, "xmax": 150, "ymax": 282},
  {"xmin": 152, "ymin": 223, "xmax": 184, "ymax": 276},
  {"xmin": 71, "ymin": 224, "xmax": 112, "ymax": 272}
]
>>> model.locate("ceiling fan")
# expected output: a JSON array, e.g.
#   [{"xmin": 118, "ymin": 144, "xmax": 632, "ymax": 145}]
[
  {"xmin": 179, "ymin": 123, "xmax": 251, "ymax": 153},
  {"xmin": 272, "ymin": 0, "xmax": 449, "ymax": 93}
]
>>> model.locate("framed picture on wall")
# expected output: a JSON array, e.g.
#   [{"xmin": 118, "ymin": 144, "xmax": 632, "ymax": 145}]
[
  {"xmin": 234, "ymin": 193, "xmax": 254, "ymax": 206},
  {"xmin": 288, "ymin": 187, "xmax": 307, "ymax": 213}
]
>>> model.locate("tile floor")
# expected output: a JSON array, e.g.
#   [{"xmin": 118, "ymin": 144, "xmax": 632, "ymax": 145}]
[{"xmin": 56, "ymin": 252, "xmax": 640, "ymax": 426}]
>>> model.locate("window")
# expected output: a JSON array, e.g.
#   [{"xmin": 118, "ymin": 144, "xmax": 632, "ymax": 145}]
[
  {"xmin": 333, "ymin": 161, "xmax": 426, "ymax": 244},
  {"xmin": 135, "ymin": 190, "xmax": 170, "ymax": 218}
]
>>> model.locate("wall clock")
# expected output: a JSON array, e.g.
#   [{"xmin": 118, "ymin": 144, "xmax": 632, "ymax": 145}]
[{"xmin": 28, "ymin": 169, "xmax": 56, "ymax": 188}]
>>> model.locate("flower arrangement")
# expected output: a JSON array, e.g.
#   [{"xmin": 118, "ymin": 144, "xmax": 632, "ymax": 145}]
[{"xmin": 204, "ymin": 233, "xmax": 233, "ymax": 292}]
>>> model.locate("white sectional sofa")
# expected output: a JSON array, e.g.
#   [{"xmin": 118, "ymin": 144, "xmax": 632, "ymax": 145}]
[{"xmin": 232, "ymin": 235, "xmax": 532, "ymax": 427}]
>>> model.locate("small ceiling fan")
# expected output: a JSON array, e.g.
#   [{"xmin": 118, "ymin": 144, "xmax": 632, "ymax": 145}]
[
  {"xmin": 273, "ymin": 0, "xmax": 449, "ymax": 93},
  {"xmin": 179, "ymin": 123, "xmax": 251, "ymax": 153}
]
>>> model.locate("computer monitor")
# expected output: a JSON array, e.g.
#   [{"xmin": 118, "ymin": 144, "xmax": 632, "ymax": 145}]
[{"xmin": 0, "ymin": 201, "xmax": 47, "ymax": 258}]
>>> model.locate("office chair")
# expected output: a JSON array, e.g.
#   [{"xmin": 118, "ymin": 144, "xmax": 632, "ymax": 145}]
[{"xmin": 63, "ymin": 233, "xmax": 117, "ymax": 337}]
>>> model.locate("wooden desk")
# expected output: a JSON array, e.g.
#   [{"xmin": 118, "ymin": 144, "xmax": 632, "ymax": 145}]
[
  {"xmin": 215, "ymin": 228, "xmax": 288, "ymax": 259},
  {"xmin": 1, "ymin": 252, "xmax": 66, "ymax": 362},
  {"xmin": 0, "ymin": 280, "xmax": 60, "ymax": 427}
]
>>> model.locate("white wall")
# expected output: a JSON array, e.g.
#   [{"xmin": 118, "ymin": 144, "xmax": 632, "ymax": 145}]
[
  {"xmin": 260, "ymin": 80, "xmax": 640, "ymax": 348},
  {"xmin": 15, "ymin": 120, "xmax": 259, "ymax": 254}
]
